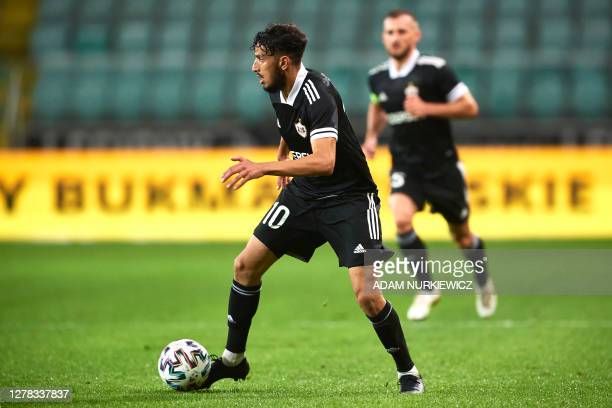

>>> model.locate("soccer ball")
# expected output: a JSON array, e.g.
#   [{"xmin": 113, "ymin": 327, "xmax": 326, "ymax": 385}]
[{"xmin": 158, "ymin": 339, "xmax": 211, "ymax": 391}]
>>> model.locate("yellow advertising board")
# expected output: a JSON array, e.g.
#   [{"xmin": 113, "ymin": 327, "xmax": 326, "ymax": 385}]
[{"xmin": 0, "ymin": 147, "xmax": 611, "ymax": 241}]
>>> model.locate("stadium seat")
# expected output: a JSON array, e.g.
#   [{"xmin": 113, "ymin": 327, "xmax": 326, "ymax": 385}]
[
  {"xmin": 31, "ymin": 23, "xmax": 67, "ymax": 56},
  {"xmin": 122, "ymin": 0, "xmax": 156, "ymax": 19},
  {"xmin": 488, "ymin": 67, "xmax": 521, "ymax": 117},
  {"xmin": 290, "ymin": 0, "xmax": 323, "ymax": 51},
  {"xmin": 328, "ymin": 0, "xmax": 360, "ymax": 50},
  {"xmin": 147, "ymin": 51, "xmax": 189, "ymax": 118},
  {"xmin": 206, "ymin": 0, "xmax": 238, "ymax": 20},
  {"xmin": 191, "ymin": 68, "xmax": 227, "ymax": 120},
  {"xmin": 117, "ymin": 21, "xmax": 151, "ymax": 52},
  {"xmin": 110, "ymin": 54, "xmax": 148, "ymax": 120},
  {"xmin": 38, "ymin": 0, "xmax": 73, "ymax": 20},
  {"xmin": 164, "ymin": 0, "xmax": 197, "ymax": 19},
  {"xmin": 80, "ymin": 0, "xmax": 114, "ymax": 21},
  {"xmin": 74, "ymin": 24, "xmax": 109, "ymax": 53},
  {"xmin": 539, "ymin": 0, "xmax": 570, "ymax": 16},
  {"xmin": 200, "ymin": 19, "xmax": 234, "ymax": 52},
  {"xmin": 249, "ymin": 0, "xmax": 281, "ymax": 20},
  {"xmin": 496, "ymin": 0, "xmax": 529, "ymax": 16},
  {"xmin": 347, "ymin": 66, "xmax": 371, "ymax": 115},
  {"xmin": 234, "ymin": 71, "xmax": 269, "ymax": 122},
  {"xmin": 572, "ymin": 68, "xmax": 609, "ymax": 117},
  {"xmin": 527, "ymin": 70, "xmax": 564, "ymax": 117},
  {"xmin": 495, "ymin": 18, "xmax": 527, "ymax": 48},
  {"xmin": 455, "ymin": 67, "xmax": 481, "ymax": 102},
  {"xmin": 148, "ymin": 72, "xmax": 187, "ymax": 119},
  {"xmin": 454, "ymin": 0, "xmax": 487, "ymax": 16},
  {"xmin": 538, "ymin": 17, "xmax": 572, "ymax": 52},
  {"xmin": 159, "ymin": 21, "xmax": 192, "ymax": 52},
  {"xmin": 71, "ymin": 55, "xmax": 111, "ymax": 120},
  {"xmin": 241, "ymin": 17, "xmax": 272, "ymax": 49},
  {"xmin": 308, "ymin": 65, "xmax": 365, "ymax": 115},
  {"xmin": 33, "ymin": 53, "xmax": 73, "ymax": 119},
  {"xmin": 581, "ymin": 0, "xmax": 610, "ymax": 16},
  {"xmin": 579, "ymin": 19, "xmax": 611, "ymax": 51},
  {"xmin": 489, "ymin": 47, "xmax": 530, "ymax": 67},
  {"xmin": 453, "ymin": 17, "xmax": 485, "ymax": 48},
  {"xmin": 416, "ymin": 18, "xmax": 440, "ymax": 54},
  {"xmin": 415, "ymin": 0, "xmax": 446, "ymax": 18}
]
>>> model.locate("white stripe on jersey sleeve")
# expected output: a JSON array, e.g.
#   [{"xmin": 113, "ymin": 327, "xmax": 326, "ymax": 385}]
[
  {"xmin": 310, "ymin": 132, "xmax": 338, "ymax": 141},
  {"xmin": 447, "ymin": 82, "xmax": 469, "ymax": 102},
  {"xmin": 310, "ymin": 127, "xmax": 338, "ymax": 137}
]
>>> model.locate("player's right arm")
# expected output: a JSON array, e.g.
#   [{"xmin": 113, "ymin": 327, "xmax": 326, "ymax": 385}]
[{"xmin": 363, "ymin": 102, "xmax": 387, "ymax": 159}]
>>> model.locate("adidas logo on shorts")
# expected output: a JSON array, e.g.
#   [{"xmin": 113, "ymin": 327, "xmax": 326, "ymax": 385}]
[{"xmin": 353, "ymin": 244, "xmax": 366, "ymax": 254}]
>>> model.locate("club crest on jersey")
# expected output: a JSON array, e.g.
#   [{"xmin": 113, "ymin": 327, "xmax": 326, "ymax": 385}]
[
  {"xmin": 379, "ymin": 92, "xmax": 388, "ymax": 102},
  {"xmin": 295, "ymin": 118, "xmax": 307, "ymax": 138}
]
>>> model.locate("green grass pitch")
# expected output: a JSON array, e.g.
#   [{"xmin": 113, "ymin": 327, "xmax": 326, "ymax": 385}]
[{"xmin": 1, "ymin": 240, "xmax": 611, "ymax": 407}]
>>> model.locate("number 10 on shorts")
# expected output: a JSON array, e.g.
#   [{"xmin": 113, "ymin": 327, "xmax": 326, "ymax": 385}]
[{"xmin": 262, "ymin": 202, "xmax": 290, "ymax": 229}]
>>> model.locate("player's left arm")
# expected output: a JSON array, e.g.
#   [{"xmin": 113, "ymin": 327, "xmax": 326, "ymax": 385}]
[
  {"xmin": 404, "ymin": 62, "xmax": 479, "ymax": 119},
  {"xmin": 405, "ymin": 92, "xmax": 479, "ymax": 118}
]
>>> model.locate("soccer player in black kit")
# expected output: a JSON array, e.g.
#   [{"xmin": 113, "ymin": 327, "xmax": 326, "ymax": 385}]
[
  {"xmin": 363, "ymin": 10, "xmax": 497, "ymax": 320},
  {"xmin": 201, "ymin": 24, "xmax": 424, "ymax": 394}
]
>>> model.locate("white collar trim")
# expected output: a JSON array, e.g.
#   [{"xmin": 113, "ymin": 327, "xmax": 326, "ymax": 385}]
[
  {"xmin": 280, "ymin": 63, "xmax": 308, "ymax": 106},
  {"xmin": 388, "ymin": 49, "xmax": 420, "ymax": 79}
]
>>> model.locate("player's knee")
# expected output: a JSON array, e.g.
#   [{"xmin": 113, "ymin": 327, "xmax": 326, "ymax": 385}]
[
  {"xmin": 356, "ymin": 292, "xmax": 385, "ymax": 316},
  {"xmin": 233, "ymin": 256, "xmax": 257, "ymax": 285}
]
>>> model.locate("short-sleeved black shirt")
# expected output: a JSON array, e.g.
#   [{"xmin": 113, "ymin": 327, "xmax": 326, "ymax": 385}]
[
  {"xmin": 270, "ymin": 65, "xmax": 377, "ymax": 200},
  {"xmin": 368, "ymin": 50, "xmax": 469, "ymax": 177}
]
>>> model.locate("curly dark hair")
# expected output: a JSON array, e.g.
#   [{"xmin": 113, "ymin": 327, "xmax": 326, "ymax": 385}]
[{"xmin": 250, "ymin": 23, "xmax": 308, "ymax": 65}]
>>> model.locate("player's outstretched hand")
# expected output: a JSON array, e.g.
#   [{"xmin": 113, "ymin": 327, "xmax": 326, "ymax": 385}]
[
  {"xmin": 404, "ymin": 94, "xmax": 428, "ymax": 117},
  {"xmin": 362, "ymin": 137, "xmax": 377, "ymax": 159},
  {"xmin": 221, "ymin": 156, "xmax": 265, "ymax": 190}
]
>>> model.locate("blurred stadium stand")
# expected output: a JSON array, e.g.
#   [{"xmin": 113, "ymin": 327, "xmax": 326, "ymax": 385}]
[{"xmin": 0, "ymin": 0, "xmax": 610, "ymax": 147}]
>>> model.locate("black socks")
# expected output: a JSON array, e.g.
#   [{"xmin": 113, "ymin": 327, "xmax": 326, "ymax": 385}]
[
  {"xmin": 397, "ymin": 230, "xmax": 433, "ymax": 290},
  {"xmin": 367, "ymin": 301, "xmax": 414, "ymax": 372},
  {"xmin": 225, "ymin": 280, "xmax": 261, "ymax": 353}
]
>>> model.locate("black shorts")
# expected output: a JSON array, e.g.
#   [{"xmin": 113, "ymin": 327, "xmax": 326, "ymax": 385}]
[
  {"xmin": 253, "ymin": 187, "xmax": 391, "ymax": 268},
  {"xmin": 390, "ymin": 161, "xmax": 469, "ymax": 224}
]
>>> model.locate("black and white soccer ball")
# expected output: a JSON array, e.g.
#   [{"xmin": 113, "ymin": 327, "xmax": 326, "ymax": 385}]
[{"xmin": 158, "ymin": 339, "xmax": 211, "ymax": 391}]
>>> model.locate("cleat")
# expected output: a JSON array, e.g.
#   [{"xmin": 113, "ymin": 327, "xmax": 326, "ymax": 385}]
[
  {"xmin": 201, "ymin": 356, "xmax": 250, "ymax": 389},
  {"xmin": 476, "ymin": 278, "xmax": 497, "ymax": 318},
  {"xmin": 399, "ymin": 374, "xmax": 425, "ymax": 394},
  {"xmin": 407, "ymin": 289, "xmax": 441, "ymax": 321}
]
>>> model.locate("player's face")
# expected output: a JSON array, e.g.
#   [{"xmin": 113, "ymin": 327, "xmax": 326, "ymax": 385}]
[
  {"xmin": 382, "ymin": 15, "xmax": 421, "ymax": 60},
  {"xmin": 252, "ymin": 46, "xmax": 285, "ymax": 93}
]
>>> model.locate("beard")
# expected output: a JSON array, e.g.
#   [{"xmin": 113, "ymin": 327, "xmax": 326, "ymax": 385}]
[
  {"xmin": 389, "ymin": 46, "xmax": 411, "ymax": 61},
  {"xmin": 262, "ymin": 67, "xmax": 286, "ymax": 93}
]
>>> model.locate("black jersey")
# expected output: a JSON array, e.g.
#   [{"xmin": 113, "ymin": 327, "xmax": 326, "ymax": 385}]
[
  {"xmin": 368, "ymin": 49, "xmax": 469, "ymax": 177},
  {"xmin": 270, "ymin": 64, "xmax": 377, "ymax": 200}
]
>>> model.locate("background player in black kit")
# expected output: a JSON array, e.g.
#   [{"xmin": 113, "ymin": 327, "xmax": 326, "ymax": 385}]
[
  {"xmin": 363, "ymin": 10, "xmax": 497, "ymax": 321},
  {"xmin": 202, "ymin": 24, "xmax": 424, "ymax": 394}
]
